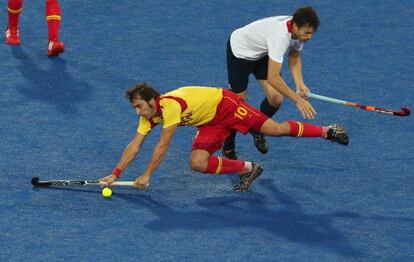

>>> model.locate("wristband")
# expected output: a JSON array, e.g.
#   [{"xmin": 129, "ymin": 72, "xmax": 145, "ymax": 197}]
[{"xmin": 112, "ymin": 167, "xmax": 122, "ymax": 177}]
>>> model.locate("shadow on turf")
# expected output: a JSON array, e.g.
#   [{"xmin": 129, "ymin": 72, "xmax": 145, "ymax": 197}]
[
  {"xmin": 36, "ymin": 180, "xmax": 413, "ymax": 258},
  {"xmin": 115, "ymin": 179, "xmax": 364, "ymax": 258},
  {"xmin": 11, "ymin": 46, "xmax": 94, "ymax": 115},
  {"xmin": 31, "ymin": 186, "xmax": 99, "ymax": 195}
]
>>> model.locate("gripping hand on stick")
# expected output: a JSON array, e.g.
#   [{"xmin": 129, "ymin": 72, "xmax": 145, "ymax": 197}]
[{"xmin": 99, "ymin": 174, "xmax": 118, "ymax": 187}]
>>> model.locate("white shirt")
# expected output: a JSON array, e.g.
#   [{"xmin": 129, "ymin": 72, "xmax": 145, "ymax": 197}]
[{"xmin": 230, "ymin": 16, "xmax": 303, "ymax": 63}]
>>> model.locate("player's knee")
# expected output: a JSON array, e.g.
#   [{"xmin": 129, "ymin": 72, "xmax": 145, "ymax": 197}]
[
  {"xmin": 189, "ymin": 157, "xmax": 207, "ymax": 172},
  {"xmin": 269, "ymin": 94, "xmax": 284, "ymax": 107},
  {"xmin": 260, "ymin": 120, "xmax": 285, "ymax": 136}
]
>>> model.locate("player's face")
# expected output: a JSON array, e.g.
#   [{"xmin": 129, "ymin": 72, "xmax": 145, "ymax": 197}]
[
  {"xmin": 131, "ymin": 97, "xmax": 156, "ymax": 119},
  {"xmin": 292, "ymin": 24, "xmax": 315, "ymax": 42}
]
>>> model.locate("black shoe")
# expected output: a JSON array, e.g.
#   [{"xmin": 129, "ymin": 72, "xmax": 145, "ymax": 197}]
[
  {"xmin": 222, "ymin": 148, "xmax": 238, "ymax": 160},
  {"xmin": 234, "ymin": 162, "xmax": 263, "ymax": 192},
  {"xmin": 253, "ymin": 133, "xmax": 268, "ymax": 154},
  {"xmin": 326, "ymin": 124, "xmax": 349, "ymax": 145}
]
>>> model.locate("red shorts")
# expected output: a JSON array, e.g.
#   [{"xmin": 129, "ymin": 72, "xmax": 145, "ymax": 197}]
[{"xmin": 192, "ymin": 90, "xmax": 268, "ymax": 154}]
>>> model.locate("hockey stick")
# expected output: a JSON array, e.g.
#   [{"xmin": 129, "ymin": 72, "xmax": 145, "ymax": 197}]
[
  {"xmin": 306, "ymin": 92, "xmax": 410, "ymax": 117},
  {"xmin": 31, "ymin": 176, "xmax": 134, "ymax": 187}
]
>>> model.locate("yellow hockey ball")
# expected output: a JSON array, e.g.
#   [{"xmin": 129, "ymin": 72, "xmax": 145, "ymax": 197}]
[{"xmin": 102, "ymin": 187, "xmax": 112, "ymax": 198}]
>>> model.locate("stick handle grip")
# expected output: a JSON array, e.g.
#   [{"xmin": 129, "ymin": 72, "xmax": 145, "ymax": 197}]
[{"xmin": 101, "ymin": 181, "xmax": 134, "ymax": 186}]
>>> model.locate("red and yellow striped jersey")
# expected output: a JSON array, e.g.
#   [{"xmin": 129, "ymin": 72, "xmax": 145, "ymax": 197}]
[{"xmin": 137, "ymin": 86, "xmax": 223, "ymax": 135}]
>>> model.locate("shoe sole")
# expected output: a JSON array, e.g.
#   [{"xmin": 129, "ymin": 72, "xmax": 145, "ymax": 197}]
[
  {"xmin": 328, "ymin": 126, "xmax": 349, "ymax": 145},
  {"xmin": 6, "ymin": 40, "xmax": 21, "ymax": 45}
]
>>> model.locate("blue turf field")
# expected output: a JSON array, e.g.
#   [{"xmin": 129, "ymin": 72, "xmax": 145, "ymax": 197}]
[{"xmin": 1, "ymin": 1, "xmax": 413, "ymax": 261}]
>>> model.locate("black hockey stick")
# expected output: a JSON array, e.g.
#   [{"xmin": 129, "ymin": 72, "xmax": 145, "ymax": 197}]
[{"xmin": 31, "ymin": 177, "xmax": 134, "ymax": 187}]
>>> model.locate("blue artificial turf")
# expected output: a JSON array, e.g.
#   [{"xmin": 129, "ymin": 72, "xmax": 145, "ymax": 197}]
[{"xmin": 1, "ymin": 0, "xmax": 413, "ymax": 261}]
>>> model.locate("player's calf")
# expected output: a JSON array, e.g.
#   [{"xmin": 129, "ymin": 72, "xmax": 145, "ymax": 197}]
[
  {"xmin": 222, "ymin": 131, "xmax": 238, "ymax": 159},
  {"xmin": 222, "ymin": 148, "xmax": 238, "ymax": 160}
]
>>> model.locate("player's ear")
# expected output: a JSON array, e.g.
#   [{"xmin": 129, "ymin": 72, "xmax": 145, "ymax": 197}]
[{"xmin": 292, "ymin": 22, "xmax": 299, "ymax": 32}]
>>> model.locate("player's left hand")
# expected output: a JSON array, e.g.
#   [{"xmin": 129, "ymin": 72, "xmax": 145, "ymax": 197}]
[
  {"xmin": 295, "ymin": 97, "xmax": 316, "ymax": 119},
  {"xmin": 134, "ymin": 174, "xmax": 150, "ymax": 189},
  {"xmin": 99, "ymin": 174, "xmax": 118, "ymax": 187}
]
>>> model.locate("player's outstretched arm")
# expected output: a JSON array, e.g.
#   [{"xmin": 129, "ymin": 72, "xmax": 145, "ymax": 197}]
[
  {"xmin": 133, "ymin": 124, "xmax": 178, "ymax": 189},
  {"xmin": 99, "ymin": 132, "xmax": 146, "ymax": 186},
  {"xmin": 268, "ymin": 58, "xmax": 316, "ymax": 119},
  {"xmin": 288, "ymin": 49, "xmax": 309, "ymax": 96}
]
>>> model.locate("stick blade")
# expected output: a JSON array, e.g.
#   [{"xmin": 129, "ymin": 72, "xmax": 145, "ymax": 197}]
[
  {"xmin": 402, "ymin": 107, "xmax": 411, "ymax": 116},
  {"xmin": 31, "ymin": 177, "xmax": 51, "ymax": 187},
  {"xmin": 31, "ymin": 176, "xmax": 40, "ymax": 186}
]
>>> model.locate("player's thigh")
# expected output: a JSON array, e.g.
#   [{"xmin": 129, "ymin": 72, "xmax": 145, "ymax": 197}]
[
  {"xmin": 192, "ymin": 127, "xmax": 230, "ymax": 155},
  {"xmin": 227, "ymin": 63, "xmax": 252, "ymax": 94},
  {"xmin": 227, "ymin": 42, "xmax": 254, "ymax": 94},
  {"xmin": 252, "ymin": 55, "xmax": 269, "ymax": 81}
]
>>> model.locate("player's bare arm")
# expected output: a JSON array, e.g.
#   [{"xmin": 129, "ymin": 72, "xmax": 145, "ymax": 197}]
[
  {"xmin": 134, "ymin": 124, "xmax": 178, "ymax": 188},
  {"xmin": 288, "ymin": 48, "xmax": 309, "ymax": 96},
  {"xmin": 99, "ymin": 132, "xmax": 146, "ymax": 185},
  {"xmin": 267, "ymin": 58, "xmax": 316, "ymax": 119}
]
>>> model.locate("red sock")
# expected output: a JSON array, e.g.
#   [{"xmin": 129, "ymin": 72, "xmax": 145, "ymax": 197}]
[
  {"xmin": 7, "ymin": 0, "xmax": 23, "ymax": 28},
  {"xmin": 205, "ymin": 156, "xmax": 245, "ymax": 174},
  {"xmin": 287, "ymin": 120, "xmax": 325, "ymax": 137},
  {"xmin": 46, "ymin": 0, "xmax": 61, "ymax": 41}
]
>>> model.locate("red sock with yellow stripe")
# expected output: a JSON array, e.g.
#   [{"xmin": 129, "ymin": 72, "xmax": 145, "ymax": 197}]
[
  {"xmin": 287, "ymin": 120, "xmax": 327, "ymax": 137},
  {"xmin": 7, "ymin": 0, "xmax": 23, "ymax": 28},
  {"xmin": 205, "ymin": 156, "xmax": 245, "ymax": 174},
  {"xmin": 46, "ymin": 0, "xmax": 61, "ymax": 41}
]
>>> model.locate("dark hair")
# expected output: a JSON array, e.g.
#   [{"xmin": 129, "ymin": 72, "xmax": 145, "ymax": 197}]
[
  {"xmin": 292, "ymin": 6, "xmax": 320, "ymax": 31},
  {"xmin": 125, "ymin": 82, "xmax": 160, "ymax": 103}
]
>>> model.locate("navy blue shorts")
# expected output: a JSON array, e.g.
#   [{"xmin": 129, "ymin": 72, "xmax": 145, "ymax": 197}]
[{"xmin": 227, "ymin": 39, "xmax": 268, "ymax": 93}]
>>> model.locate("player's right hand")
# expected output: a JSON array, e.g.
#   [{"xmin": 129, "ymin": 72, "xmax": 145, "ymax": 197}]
[
  {"xmin": 99, "ymin": 174, "xmax": 118, "ymax": 186},
  {"xmin": 134, "ymin": 174, "xmax": 150, "ymax": 189},
  {"xmin": 296, "ymin": 98, "xmax": 316, "ymax": 119}
]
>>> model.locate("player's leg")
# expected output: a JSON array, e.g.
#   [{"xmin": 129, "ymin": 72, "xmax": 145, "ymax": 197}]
[
  {"xmin": 223, "ymin": 39, "xmax": 253, "ymax": 160},
  {"xmin": 190, "ymin": 149, "xmax": 263, "ymax": 192},
  {"xmin": 249, "ymin": 79, "xmax": 285, "ymax": 154},
  {"xmin": 257, "ymin": 79, "xmax": 284, "ymax": 115},
  {"xmin": 190, "ymin": 149, "xmax": 247, "ymax": 174},
  {"xmin": 5, "ymin": 0, "xmax": 23, "ymax": 45},
  {"xmin": 231, "ymin": 96, "xmax": 349, "ymax": 145},
  {"xmin": 191, "ymin": 126, "xmax": 263, "ymax": 192},
  {"xmin": 249, "ymin": 56, "xmax": 283, "ymax": 154},
  {"xmin": 258, "ymin": 118, "xmax": 349, "ymax": 145},
  {"xmin": 46, "ymin": 0, "xmax": 64, "ymax": 56}
]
